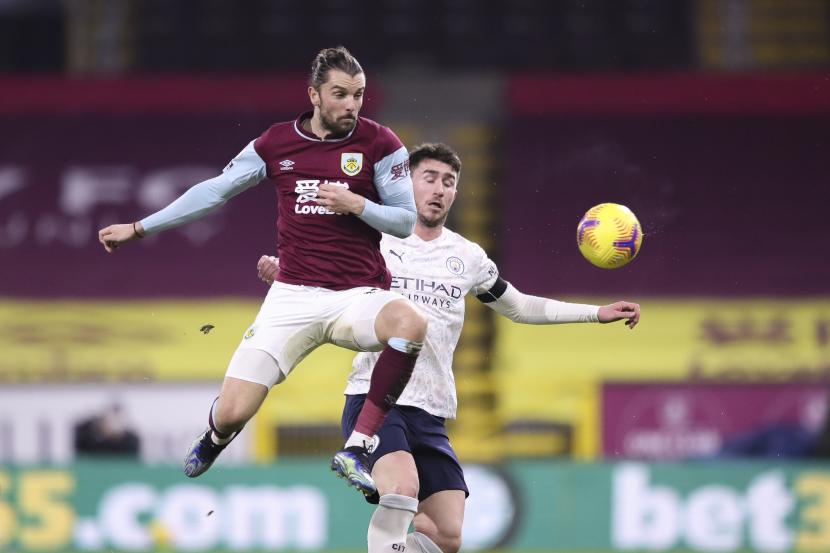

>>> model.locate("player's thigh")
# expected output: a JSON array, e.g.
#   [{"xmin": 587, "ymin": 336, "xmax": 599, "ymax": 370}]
[
  {"xmin": 225, "ymin": 347, "xmax": 285, "ymax": 390},
  {"xmin": 214, "ymin": 350, "xmax": 277, "ymax": 429},
  {"xmin": 328, "ymin": 288, "xmax": 403, "ymax": 351},
  {"xmin": 413, "ymin": 490, "xmax": 466, "ymax": 550},
  {"xmin": 372, "ymin": 450, "xmax": 419, "ymax": 498},
  {"xmin": 405, "ymin": 410, "xmax": 469, "ymax": 503},
  {"xmin": 237, "ymin": 282, "xmax": 328, "ymax": 378}
]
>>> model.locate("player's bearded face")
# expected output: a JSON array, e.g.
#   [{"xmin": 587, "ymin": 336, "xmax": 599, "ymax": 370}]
[
  {"xmin": 315, "ymin": 70, "xmax": 365, "ymax": 137},
  {"xmin": 319, "ymin": 101, "xmax": 355, "ymax": 136},
  {"xmin": 413, "ymin": 160, "xmax": 458, "ymax": 228}
]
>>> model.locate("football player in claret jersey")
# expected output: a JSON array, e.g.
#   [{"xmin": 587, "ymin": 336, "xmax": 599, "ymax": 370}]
[
  {"xmin": 257, "ymin": 143, "xmax": 641, "ymax": 553},
  {"xmin": 97, "ymin": 46, "xmax": 429, "ymax": 496}
]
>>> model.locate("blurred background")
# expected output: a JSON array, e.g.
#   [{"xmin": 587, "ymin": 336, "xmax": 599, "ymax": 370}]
[{"xmin": 1, "ymin": 0, "xmax": 830, "ymax": 551}]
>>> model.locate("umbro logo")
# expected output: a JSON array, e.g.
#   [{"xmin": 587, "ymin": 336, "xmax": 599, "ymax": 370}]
[{"xmin": 279, "ymin": 159, "xmax": 295, "ymax": 171}]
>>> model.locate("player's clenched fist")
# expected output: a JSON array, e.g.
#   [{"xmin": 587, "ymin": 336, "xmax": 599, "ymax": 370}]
[
  {"xmin": 98, "ymin": 222, "xmax": 145, "ymax": 253},
  {"xmin": 597, "ymin": 301, "xmax": 641, "ymax": 329},
  {"xmin": 256, "ymin": 255, "xmax": 280, "ymax": 285}
]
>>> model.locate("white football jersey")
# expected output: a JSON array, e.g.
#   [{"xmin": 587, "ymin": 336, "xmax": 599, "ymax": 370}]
[{"xmin": 345, "ymin": 228, "xmax": 499, "ymax": 418}]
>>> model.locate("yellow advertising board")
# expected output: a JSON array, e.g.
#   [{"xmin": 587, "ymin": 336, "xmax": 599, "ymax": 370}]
[
  {"xmin": 5, "ymin": 298, "xmax": 830, "ymax": 460},
  {"xmin": 0, "ymin": 299, "xmax": 254, "ymax": 381},
  {"xmin": 0, "ymin": 299, "xmax": 353, "ymax": 377},
  {"xmin": 494, "ymin": 297, "xmax": 830, "ymax": 457},
  {"xmin": 14, "ymin": 298, "xmax": 827, "ymax": 383},
  {"xmin": 0, "ymin": 299, "xmax": 355, "ymax": 428}
]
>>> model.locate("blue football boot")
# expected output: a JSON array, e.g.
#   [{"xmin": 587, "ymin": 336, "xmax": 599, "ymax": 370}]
[
  {"xmin": 183, "ymin": 428, "xmax": 236, "ymax": 478},
  {"xmin": 330, "ymin": 435, "xmax": 379, "ymax": 497}
]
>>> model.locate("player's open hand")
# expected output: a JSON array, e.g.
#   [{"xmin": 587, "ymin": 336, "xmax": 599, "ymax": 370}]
[
  {"xmin": 316, "ymin": 182, "xmax": 365, "ymax": 215},
  {"xmin": 256, "ymin": 255, "xmax": 280, "ymax": 285},
  {"xmin": 598, "ymin": 301, "xmax": 640, "ymax": 329},
  {"xmin": 98, "ymin": 223, "xmax": 143, "ymax": 253}
]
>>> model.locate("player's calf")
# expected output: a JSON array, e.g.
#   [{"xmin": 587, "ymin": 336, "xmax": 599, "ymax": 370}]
[
  {"xmin": 184, "ymin": 353, "xmax": 274, "ymax": 477},
  {"xmin": 183, "ymin": 397, "xmax": 244, "ymax": 478},
  {"xmin": 408, "ymin": 527, "xmax": 460, "ymax": 553},
  {"xmin": 411, "ymin": 490, "xmax": 465, "ymax": 553},
  {"xmin": 348, "ymin": 301, "xmax": 427, "ymax": 444},
  {"xmin": 335, "ymin": 300, "xmax": 425, "ymax": 495},
  {"xmin": 406, "ymin": 532, "xmax": 447, "ymax": 553},
  {"xmin": 212, "ymin": 393, "xmax": 258, "ymax": 434},
  {"xmin": 336, "ymin": 335, "xmax": 423, "ymax": 496}
]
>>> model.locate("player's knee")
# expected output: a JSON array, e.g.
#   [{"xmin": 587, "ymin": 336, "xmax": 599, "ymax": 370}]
[
  {"xmin": 379, "ymin": 482, "xmax": 419, "ymax": 499},
  {"xmin": 375, "ymin": 462, "xmax": 419, "ymax": 499},
  {"xmin": 377, "ymin": 300, "xmax": 428, "ymax": 344},
  {"xmin": 388, "ymin": 301, "xmax": 428, "ymax": 341},
  {"xmin": 409, "ymin": 309, "xmax": 428, "ymax": 340}
]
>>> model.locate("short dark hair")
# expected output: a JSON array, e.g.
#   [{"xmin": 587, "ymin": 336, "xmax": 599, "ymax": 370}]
[
  {"xmin": 409, "ymin": 143, "xmax": 462, "ymax": 175},
  {"xmin": 309, "ymin": 46, "xmax": 363, "ymax": 89}
]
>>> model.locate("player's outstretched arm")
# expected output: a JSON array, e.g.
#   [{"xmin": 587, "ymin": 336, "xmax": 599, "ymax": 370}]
[
  {"xmin": 95, "ymin": 173, "xmax": 242, "ymax": 253},
  {"xmin": 479, "ymin": 279, "xmax": 641, "ymax": 329},
  {"xmin": 96, "ymin": 141, "xmax": 266, "ymax": 253},
  {"xmin": 478, "ymin": 279, "xmax": 598, "ymax": 323}
]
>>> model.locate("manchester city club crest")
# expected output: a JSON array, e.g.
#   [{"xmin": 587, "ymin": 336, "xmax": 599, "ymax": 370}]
[
  {"xmin": 446, "ymin": 256, "xmax": 465, "ymax": 275},
  {"xmin": 341, "ymin": 152, "xmax": 363, "ymax": 176}
]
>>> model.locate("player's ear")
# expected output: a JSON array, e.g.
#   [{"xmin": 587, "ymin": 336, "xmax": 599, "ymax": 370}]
[{"xmin": 308, "ymin": 86, "xmax": 320, "ymax": 107}]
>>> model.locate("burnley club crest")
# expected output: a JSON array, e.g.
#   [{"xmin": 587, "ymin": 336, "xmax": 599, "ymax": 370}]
[{"xmin": 341, "ymin": 153, "xmax": 363, "ymax": 176}]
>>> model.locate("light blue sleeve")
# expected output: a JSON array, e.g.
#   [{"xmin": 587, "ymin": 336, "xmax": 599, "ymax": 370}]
[
  {"xmin": 140, "ymin": 141, "xmax": 267, "ymax": 234},
  {"xmin": 358, "ymin": 145, "xmax": 416, "ymax": 238}
]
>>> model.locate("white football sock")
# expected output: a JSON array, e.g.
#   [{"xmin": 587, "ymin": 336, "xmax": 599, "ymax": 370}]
[
  {"xmin": 210, "ymin": 431, "xmax": 233, "ymax": 445},
  {"xmin": 345, "ymin": 431, "xmax": 378, "ymax": 452},
  {"xmin": 407, "ymin": 531, "xmax": 443, "ymax": 553},
  {"xmin": 209, "ymin": 401, "xmax": 233, "ymax": 445},
  {"xmin": 367, "ymin": 494, "xmax": 418, "ymax": 553}
]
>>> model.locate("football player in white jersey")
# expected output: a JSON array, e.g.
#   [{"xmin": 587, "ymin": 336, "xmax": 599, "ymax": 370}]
[{"xmin": 257, "ymin": 143, "xmax": 640, "ymax": 553}]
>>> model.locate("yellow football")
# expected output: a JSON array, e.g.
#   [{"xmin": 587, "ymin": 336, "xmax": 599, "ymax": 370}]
[{"xmin": 576, "ymin": 203, "xmax": 643, "ymax": 269}]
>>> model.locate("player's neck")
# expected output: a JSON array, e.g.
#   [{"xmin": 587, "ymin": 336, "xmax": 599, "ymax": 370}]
[
  {"xmin": 305, "ymin": 114, "xmax": 332, "ymax": 140},
  {"xmin": 415, "ymin": 223, "xmax": 443, "ymax": 242}
]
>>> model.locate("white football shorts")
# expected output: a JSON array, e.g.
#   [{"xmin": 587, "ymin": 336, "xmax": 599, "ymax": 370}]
[{"xmin": 226, "ymin": 282, "xmax": 404, "ymax": 388}]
